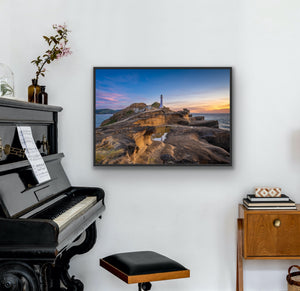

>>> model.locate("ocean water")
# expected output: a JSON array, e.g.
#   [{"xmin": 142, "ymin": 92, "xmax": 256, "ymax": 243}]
[
  {"xmin": 95, "ymin": 114, "xmax": 112, "ymax": 128},
  {"xmin": 95, "ymin": 113, "xmax": 231, "ymax": 130},
  {"xmin": 193, "ymin": 113, "xmax": 230, "ymax": 130}
]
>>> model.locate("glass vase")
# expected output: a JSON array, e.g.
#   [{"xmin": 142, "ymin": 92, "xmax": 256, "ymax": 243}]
[
  {"xmin": 28, "ymin": 79, "xmax": 41, "ymax": 103},
  {"xmin": 37, "ymin": 86, "xmax": 48, "ymax": 105},
  {"xmin": 0, "ymin": 63, "xmax": 14, "ymax": 98}
]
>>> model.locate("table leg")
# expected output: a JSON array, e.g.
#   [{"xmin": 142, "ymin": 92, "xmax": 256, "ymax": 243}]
[{"xmin": 236, "ymin": 218, "xmax": 243, "ymax": 291}]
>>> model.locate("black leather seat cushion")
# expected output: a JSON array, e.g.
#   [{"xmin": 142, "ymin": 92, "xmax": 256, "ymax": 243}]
[{"xmin": 102, "ymin": 251, "xmax": 187, "ymax": 276}]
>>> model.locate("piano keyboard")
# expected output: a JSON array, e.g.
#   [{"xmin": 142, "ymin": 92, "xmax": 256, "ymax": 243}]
[
  {"xmin": 27, "ymin": 195, "xmax": 98, "ymax": 231},
  {"xmin": 53, "ymin": 196, "xmax": 97, "ymax": 230}
]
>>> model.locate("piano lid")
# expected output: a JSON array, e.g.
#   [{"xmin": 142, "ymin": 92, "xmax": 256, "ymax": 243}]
[
  {"xmin": 0, "ymin": 153, "xmax": 71, "ymax": 218},
  {"xmin": 0, "ymin": 97, "xmax": 62, "ymax": 113}
]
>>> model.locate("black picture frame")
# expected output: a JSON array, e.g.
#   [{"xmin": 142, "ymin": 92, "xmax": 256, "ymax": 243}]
[{"xmin": 94, "ymin": 67, "xmax": 232, "ymax": 166}]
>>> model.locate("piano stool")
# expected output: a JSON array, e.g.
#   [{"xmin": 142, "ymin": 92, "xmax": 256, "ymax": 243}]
[{"xmin": 100, "ymin": 251, "xmax": 190, "ymax": 291}]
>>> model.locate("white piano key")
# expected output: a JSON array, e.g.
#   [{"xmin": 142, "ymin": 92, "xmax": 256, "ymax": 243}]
[{"xmin": 53, "ymin": 196, "xmax": 97, "ymax": 230}]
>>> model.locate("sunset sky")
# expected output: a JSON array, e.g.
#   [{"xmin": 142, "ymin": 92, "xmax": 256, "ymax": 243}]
[{"xmin": 95, "ymin": 68, "xmax": 231, "ymax": 114}]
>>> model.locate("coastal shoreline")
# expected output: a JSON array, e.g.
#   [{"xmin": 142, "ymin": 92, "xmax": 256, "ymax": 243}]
[{"xmin": 96, "ymin": 112, "xmax": 230, "ymax": 130}]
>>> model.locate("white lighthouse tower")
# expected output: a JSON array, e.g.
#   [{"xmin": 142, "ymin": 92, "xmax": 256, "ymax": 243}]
[{"xmin": 159, "ymin": 94, "xmax": 163, "ymax": 108}]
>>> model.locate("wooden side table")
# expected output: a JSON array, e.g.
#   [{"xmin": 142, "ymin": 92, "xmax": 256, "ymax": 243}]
[{"xmin": 236, "ymin": 204, "xmax": 300, "ymax": 291}]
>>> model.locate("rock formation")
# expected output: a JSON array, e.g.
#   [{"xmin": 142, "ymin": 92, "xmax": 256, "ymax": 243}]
[{"xmin": 95, "ymin": 103, "xmax": 230, "ymax": 165}]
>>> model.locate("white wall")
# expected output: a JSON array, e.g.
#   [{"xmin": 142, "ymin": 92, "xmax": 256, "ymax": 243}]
[
  {"xmin": 3, "ymin": 0, "xmax": 300, "ymax": 290},
  {"xmin": 0, "ymin": 1, "xmax": 12, "ymax": 70}
]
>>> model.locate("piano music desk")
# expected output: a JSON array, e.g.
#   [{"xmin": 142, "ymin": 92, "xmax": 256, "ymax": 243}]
[{"xmin": 237, "ymin": 204, "xmax": 300, "ymax": 291}]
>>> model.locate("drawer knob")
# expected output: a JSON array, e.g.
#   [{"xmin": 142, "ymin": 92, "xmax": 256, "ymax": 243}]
[{"xmin": 273, "ymin": 219, "xmax": 281, "ymax": 228}]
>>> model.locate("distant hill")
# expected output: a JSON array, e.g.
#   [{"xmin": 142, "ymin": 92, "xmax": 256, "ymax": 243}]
[{"xmin": 95, "ymin": 109, "xmax": 120, "ymax": 114}]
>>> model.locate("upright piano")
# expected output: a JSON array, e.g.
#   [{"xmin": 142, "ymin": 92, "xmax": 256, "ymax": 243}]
[{"xmin": 0, "ymin": 98, "xmax": 105, "ymax": 291}]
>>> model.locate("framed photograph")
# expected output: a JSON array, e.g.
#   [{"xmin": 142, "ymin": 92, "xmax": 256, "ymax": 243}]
[{"xmin": 94, "ymin": 67, "xmax": 232, "ymax": 166}]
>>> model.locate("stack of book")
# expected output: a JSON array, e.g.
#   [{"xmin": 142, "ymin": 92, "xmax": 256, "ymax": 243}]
[{"xmin": 243, "ymin": 194, "xmax": 297, "ymax": 210}]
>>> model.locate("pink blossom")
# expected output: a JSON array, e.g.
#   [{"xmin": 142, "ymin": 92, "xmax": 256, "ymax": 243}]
[
  {"xmin": 56, "ymin": 44, "xmax": 72, "ymax": 59},
  {"xmin": 58, "ymin": 24, "xmax": 66, "ymax": 30},
  {"xmin": 53, "ymin": 23, "xmax": 67, "ymax": 31}
]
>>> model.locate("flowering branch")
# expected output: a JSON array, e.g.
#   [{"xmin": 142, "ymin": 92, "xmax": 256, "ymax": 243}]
[{"xmin": 31, "ymin": 24, "xmax": 72, "ymax": 82}]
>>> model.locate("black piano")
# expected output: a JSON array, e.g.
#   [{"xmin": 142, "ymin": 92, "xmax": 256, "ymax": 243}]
[{"xmin": 0, "ymin": 98, "xmax": 105, "ymax": 291}]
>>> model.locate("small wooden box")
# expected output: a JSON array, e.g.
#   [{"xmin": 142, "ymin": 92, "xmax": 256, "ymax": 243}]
[{"xmin": 255, "ymin": 187, "xmax": 282, "ymax": 197}]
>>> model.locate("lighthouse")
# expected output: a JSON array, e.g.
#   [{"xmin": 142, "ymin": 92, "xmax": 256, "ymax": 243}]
[{"xmin": 159, "ymin": 94, "xmax": 163, "ymax": 108}]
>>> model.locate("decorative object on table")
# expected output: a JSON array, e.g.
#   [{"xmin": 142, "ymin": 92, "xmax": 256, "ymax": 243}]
[
  {"xmin": 287, "ymin": 265, "xmax": 300, "ymax": 291},
  {"xmin": 37, "ymin": 86, "xmax": 48, "ymax": 105},
  {"xmin": 242, "ymin": 189, "xmax": 296, "ymax": 210},
  {"xmin": 255, "ymin": 187, "xmax": 282, "ymax": 197},
  {"xmin": 0, "ymin": 63, "xmax": 14, "ymax": 98},
  {"xmin": 29, "ymin": 23, "xmax": 72, "ymax": 103},
  {"xmin": 243, "ymin": 197, "xmax": 296, "ymax": 210},
  {"xmin": 94, "ymin": 67, "xmax": 232, "ymax": 166},
  {"xmin": 28, "ymin": 79, "xmax": 41, "ymax": 103},
  {"xmin": 247, "ymin": 193, "xmax": 290, "ymax": 202}
]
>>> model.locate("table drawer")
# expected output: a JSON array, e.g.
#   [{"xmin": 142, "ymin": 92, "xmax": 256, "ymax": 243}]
[{"xmin": 246, "ymin": 214, "xmax": 300, "ymax": 257}]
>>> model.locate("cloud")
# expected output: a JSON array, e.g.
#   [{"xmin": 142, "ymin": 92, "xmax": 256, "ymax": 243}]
[
  {"xmin": 166, "ymin": 98, "xmax": 230, "ymax": 113},
  {"xmin": 95, "ymin": 89, "xmax": 132, "ymax": 109},
  {"xmin": 96, "ymin": 90, "xmax": 123, "ymax": 102}
]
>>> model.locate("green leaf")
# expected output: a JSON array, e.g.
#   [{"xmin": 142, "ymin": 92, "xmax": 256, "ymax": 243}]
[
  {"xmin": 43, "ymin": 36, "xmax": 50, "ymax": 44},
  {"xmin": 0, "ymin": 83, "xmax": 14, "ymax": 96}
]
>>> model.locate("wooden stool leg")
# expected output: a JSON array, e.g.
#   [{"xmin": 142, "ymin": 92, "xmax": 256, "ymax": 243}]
[{"xmin": 236, "ymin": 218, "xmax": 243, "ymax": 291}]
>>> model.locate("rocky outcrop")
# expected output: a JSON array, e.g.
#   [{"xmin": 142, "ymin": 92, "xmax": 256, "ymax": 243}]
[
  {"xmin": 189, "ymin": 120, "xmax": 219, "ymax": 128},
  {"xmin": 190, "ymin": 116, "xmax": 204, "ymax": 121},
  {"xmin": 100, "ymin": 103, "xmax": 190, "ymax": 127},
  {"xmin": 101, "ymin": 103, "xmax": 148, "ymax": 126},
  {"xmin": 95, "ymin": 104, "xmax": 230, "ymax": 165}
]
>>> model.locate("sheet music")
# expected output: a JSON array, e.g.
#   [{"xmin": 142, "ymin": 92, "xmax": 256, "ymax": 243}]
[{"xmin": 17, "ymin": 126, "xmax": 50, "ymax": 184}]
